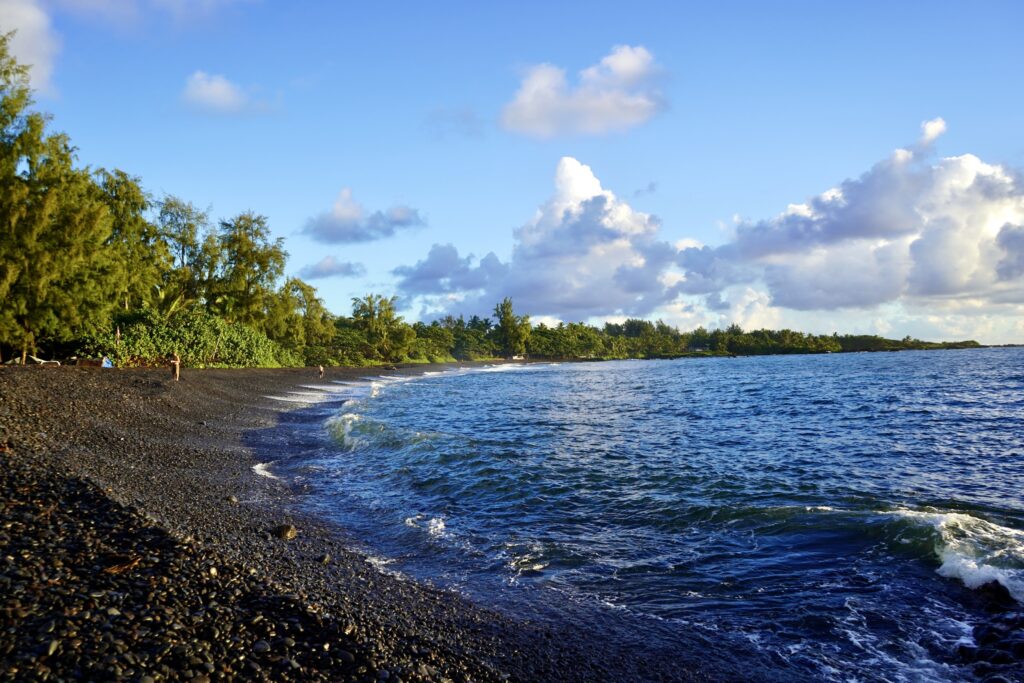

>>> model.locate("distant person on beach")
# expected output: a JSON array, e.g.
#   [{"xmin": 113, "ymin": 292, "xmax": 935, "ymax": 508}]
[
  {"xmin": 170, "ymin": 352, "xmax": 181, "ymax": 381},
  {"xmin": 318, "ymin": 365, "xmax": 324, "ymax": 379}
]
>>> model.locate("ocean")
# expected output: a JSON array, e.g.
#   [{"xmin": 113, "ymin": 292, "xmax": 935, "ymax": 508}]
[{"xmin": 263, "ymin": 348, "xmax": 1024, "ymax": 681}]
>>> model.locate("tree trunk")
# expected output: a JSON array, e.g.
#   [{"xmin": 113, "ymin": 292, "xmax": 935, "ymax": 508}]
[{"xmin": 211, "ymin": 327, "xmax": 224, "ymax": 364}]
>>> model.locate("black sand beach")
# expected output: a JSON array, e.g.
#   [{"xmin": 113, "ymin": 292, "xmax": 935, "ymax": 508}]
[{"xmin": 0, "ymin": 365, "xmax": 707, "ymax": 682}]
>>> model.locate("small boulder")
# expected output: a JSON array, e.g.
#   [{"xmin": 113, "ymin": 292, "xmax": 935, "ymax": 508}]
[
  {"xmin": 273, "ymin": 524, "xmax": 298, "ymax": 540},
  {"xmin": 978, "ymin": 580, "xmax": 1016, "ymax": 611}
]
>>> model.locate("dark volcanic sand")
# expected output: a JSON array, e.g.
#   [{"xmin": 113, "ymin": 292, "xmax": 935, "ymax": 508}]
[{"xmin": 0, "ymin": 365, "xmax": 708, "ymax": 683}]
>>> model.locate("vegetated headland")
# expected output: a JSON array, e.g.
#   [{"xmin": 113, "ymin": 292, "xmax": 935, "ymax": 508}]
[{"xmin": 0, "ymin": 34, "xmax": 982, "ymax": 370}]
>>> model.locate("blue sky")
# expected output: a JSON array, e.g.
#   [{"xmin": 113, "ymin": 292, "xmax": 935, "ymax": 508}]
[{"xmin": 4, "ymin": 0, "xmax": 1024, "ymax": 342}]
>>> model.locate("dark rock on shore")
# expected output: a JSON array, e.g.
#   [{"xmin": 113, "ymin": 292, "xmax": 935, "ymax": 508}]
[
  {"xmin": 0, "ymin": 366, "xmax": 710, "ymax": 682},
  {"xmin": 958, "ymin": 602, "xmax": 1024, "ymax": 681},
  {"xmin": 1, "ymin": 439, "xmax": 377, "ymax": 681}
]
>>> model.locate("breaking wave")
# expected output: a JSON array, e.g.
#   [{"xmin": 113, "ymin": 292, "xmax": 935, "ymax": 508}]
[
  {"xmin": 887, "ymin": 508, "xmax": 1024, "ymax": 602},
  {"xmin": 324, "ymin": 412, "xmax": 437, "ymax": 453}
]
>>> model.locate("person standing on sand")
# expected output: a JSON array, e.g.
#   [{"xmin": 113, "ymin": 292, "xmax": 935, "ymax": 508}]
[
  {"xmin": 170, "ymin": 352, "xmax": 181, "ymax": 381},
  {"xmin": 318, "ymin": 365, "xmax": 324, "ymax": 379}
]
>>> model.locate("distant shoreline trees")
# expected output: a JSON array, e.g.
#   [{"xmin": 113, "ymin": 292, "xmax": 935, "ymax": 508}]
[{"xmin": 0, "ymin": 33, "xmax": 983, "ymax": 367}]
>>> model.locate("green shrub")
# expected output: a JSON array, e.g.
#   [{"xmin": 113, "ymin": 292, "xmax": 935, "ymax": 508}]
[{"xmin": 78, "ymin": 307, "xmax": 302, "ymax": 368}]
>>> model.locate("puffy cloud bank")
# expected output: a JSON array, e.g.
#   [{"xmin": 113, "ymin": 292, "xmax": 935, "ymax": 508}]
[
  {"xmin": 501, "ymin": 45, "xmax": 665, "ymax": 138},
  {"xmin": 677, "ymin": 119, "xmax": 1024, "ymax": 312},
  {"xmin": 302, "ymin": 188, "xmax": 424, "ymax": 244},
  {"xmin": 394, "ymin": 157, "xmax": 676, "ymax": 319},
  {"xmin": 395, "ymin": 120, "xmax": 1024, "ymax": 342}
]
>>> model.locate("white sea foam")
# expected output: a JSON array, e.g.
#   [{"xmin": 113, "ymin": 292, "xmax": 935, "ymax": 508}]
[
  {"xmin": 252, "ymin": 462, "xmax": 279, "ymax": 480},
  {"xmin": 477, "ymin": 364, "xmax": 527, "ymax": 373},
  {"xmin": 376, "ymin": 374, "xmax": 413, "ymax": 383},
  {"xmin": 336, "ymin": 364, "xmax": 527, "ymax": 407},
  {"xmin": 299, "ymin": 384, "xmax": 357, "ymax": 393},
  {"xmin": 404, "ymin": 513, "xmax": 448, "ymax": 538},
  {"xmin": 264, "ymin": 393, "xmax": 329, "ymax": 404},
  {"xmin": 364, "ymin": 554, "xmax": 406, "ymax": 579},
  {"xmin": 427, "ymin": 516, "xmax": 446, "ymax": 537},
  {"xmin": 888, "ymin": 508, "xmax": 1024, "ymax": 602}
]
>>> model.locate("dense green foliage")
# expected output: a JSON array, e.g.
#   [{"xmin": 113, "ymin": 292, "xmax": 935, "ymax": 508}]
[
  {"xmin": 79, "ymin": 308, "xmax": 301, "ymax": 368},
  {"xmin": 0, "ymin": 37, "xmax": 114, "ymax": 360},
  {"xmin": 0, "ymin": 35, "xmax": 982, "ymax": 367},
  {"xmin": 492, "ymin": 298, "xmax": 531, "ymax": 357},
  {"xmin": 0, "ymin": 34, "xmax": 320, "ymax": 367},
  {"xmin": 525, "ymin": 321, "xmax": 979, "ymax": 360}
]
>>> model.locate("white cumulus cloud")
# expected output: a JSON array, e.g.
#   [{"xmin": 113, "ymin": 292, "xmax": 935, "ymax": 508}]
[
  {"xmin": 395, "ymin": 157, "xmax": 676, "ymax": 319},
  {"xmin": 501, "ymin": 45, "xmax": 666, "ymax": 138},
  {"xmin": 0, "ymin": 0, "xmax": 60, "ymax": 93},
  {"xmin": 390, "ymin": 120, "xmax": 1024, "ymax": 343},
  {"xmin": 182, "ymin": 70, "xmax": 254, "ymax": 114},
  {"xmin": 920, "ymin": 116, "xmax": 947, "ymax": 145},
  {"xmin": 676, "ymin": 121, "xmax": 1024, "ymax": 315}
]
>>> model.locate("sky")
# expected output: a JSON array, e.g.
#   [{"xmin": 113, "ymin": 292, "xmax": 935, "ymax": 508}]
[{"xmin": 3, "ymin": 0, "xmax": 1024, "ymax": 343}]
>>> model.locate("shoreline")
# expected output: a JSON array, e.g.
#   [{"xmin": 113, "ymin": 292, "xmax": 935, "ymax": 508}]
[{"xmin": 0, "ymin": 364, "xmax": 710, "ymax": 682}]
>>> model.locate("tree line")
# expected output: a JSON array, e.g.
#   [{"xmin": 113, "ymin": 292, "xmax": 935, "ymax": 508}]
[{"xmin": 0, "ymin": 34, "xmax": 979, "ymax": 367}]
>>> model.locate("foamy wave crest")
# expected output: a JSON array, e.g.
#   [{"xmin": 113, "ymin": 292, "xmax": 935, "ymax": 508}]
[
  {"xmin": 326, "ymin": 413, "xmax": 371, "ymax": 451},
  {"xmin": 252, "ymin": 462, "xmax": 279, "ymax": 480},
  {"xmin": 889, "ymin": 508, "xmax": 1024, "ymax": 602},
  {"xmin": 477, "ymin": 364, "xmax": 530, "ymax": 373},
  {"xmin": 325, "ymin": 412, "xmax": 435, "ymax": 453},
  {"xmin": 404, "ymin": 513, "xmax": 448, "ymax": 538}
]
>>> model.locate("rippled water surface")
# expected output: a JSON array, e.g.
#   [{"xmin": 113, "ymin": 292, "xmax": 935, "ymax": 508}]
[{"xmin": 272, "ymin": 349, "xmax": 1024, "ymax": 681}]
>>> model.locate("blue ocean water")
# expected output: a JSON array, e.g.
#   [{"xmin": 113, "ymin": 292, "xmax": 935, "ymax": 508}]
[{"xmin": 268, "ymin": 349, "xmax": 1024, "ymax": 681}]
